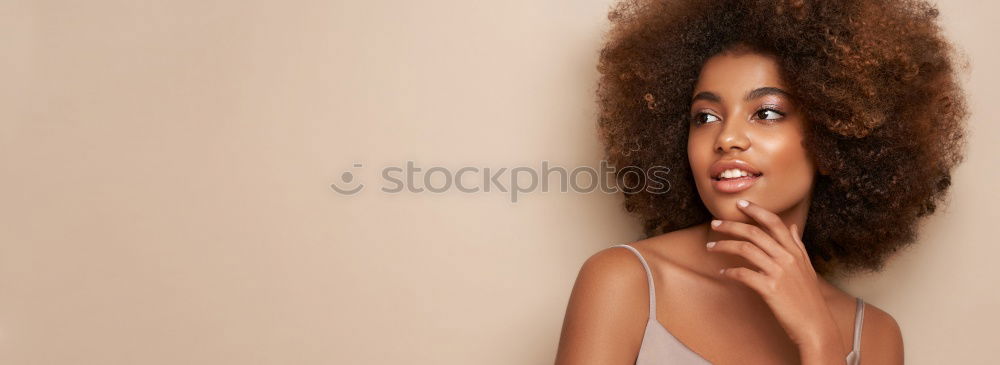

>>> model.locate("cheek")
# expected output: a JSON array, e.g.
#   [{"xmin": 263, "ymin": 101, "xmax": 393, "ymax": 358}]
[
  {"xmin": 687, "ymin": 131, "xmax": 717, "ymax": 200},
  {"xmin": 687, "ymin": 132, "xmax": 712, "ymax": 177},
  {"xmin": 755, "ymin": 131, "xmax": 816, "ymax": 196}
]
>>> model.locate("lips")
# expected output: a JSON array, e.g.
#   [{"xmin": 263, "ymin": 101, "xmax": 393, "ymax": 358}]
[
  {"xmin": 710, "ymin": 159, "xmax": 762, "ymax": 179},
  {"xmin": 709, "ymin": 159, "xmax": 763, "ymax": 194}
]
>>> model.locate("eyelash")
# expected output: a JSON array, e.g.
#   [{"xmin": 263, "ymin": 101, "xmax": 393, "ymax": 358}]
[{"xmin": 690, "ymin": 107, "xmax": 786, "ymax": 126}]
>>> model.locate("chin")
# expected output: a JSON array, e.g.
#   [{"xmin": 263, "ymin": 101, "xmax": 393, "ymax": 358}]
[{"xmin": 706, "ymin": 200, "xmax": 755, "ymax": 222}]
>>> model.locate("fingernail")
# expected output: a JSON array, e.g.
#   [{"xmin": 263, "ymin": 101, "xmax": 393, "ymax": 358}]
[
  {"xmin": 711, "ymin": 219, "xmax": 722, "ymax": 227},
  {"xmin": 706, "ymin": 241, "xmax": 716, "ymax": 248},
  {"xmin": 719, "ymin": 268, "xmax": 726, "ymax": 274},
  {"xmin": 737, "ymin": 199, "xmax": 749, "ymax": 207}
]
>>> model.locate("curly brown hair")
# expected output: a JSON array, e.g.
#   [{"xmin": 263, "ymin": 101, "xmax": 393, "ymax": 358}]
[{"xmin": 596, "ymin": 0, "xmax": 969, "ymax": 276}]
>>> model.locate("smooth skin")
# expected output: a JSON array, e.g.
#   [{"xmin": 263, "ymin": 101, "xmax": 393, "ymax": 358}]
[{"xmin": 555, "ymin": 48, "xmax": 904, "ymax": 364}]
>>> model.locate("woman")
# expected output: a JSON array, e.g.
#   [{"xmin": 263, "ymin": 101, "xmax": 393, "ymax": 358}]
[{"xmin": 555, "ymin": 0, "xmax": 968, "ymax": 364}]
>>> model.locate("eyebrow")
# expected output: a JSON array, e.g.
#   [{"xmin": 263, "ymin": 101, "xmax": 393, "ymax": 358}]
[{"xmin": 690, "ymin": 87, "xmax": 791, "ymax": 104}]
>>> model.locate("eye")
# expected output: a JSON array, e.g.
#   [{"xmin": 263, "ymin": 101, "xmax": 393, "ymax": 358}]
[
  {"xmin": 692, "ymin": 112, "xmax": 720, "ymax": 125},
  {"xmin": 754, "ymin": 108, "xmax": 785, "ymax": 120}
]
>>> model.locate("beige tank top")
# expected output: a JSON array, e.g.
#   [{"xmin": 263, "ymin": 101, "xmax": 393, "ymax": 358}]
[{"xmin": 612, "ymin": 244, "xmax": 864, "ymax": 365}]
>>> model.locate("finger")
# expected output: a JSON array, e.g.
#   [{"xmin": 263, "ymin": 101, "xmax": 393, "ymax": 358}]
[
  {"xmin": 707, "ymin": 240, "xmax": 781, "ymax": 274},
  {"xmin": 734, "ymin": 200, "xmax": 799, "ymax": 255},
  {"xmin": 719, "ymin": 267, "xmax": 771, "ymax": 293},
  {"xmin": 711, "ymin": 219, "xmax": 792, "ymax": 262}
]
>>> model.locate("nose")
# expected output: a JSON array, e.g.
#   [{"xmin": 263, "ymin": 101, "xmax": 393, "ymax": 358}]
[{"xmin": 714, "ymin": 118, "xmax": 751, "ymax": 154}]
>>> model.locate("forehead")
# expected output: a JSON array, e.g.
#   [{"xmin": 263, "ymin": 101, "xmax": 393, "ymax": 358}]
[{"xmin": 692, "ymin": 51, "xmax": 787, "ymax": 96}]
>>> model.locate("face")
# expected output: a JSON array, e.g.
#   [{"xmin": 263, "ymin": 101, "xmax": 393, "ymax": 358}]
[{"xmin": 687, "ymin": 49, "xmax": 817, "ymax": 223}]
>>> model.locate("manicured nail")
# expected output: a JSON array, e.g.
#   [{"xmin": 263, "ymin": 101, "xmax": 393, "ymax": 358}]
[
  {"xmin": 706, "ymin": 241, "xmax": 716, "ymax": 248},
  {"xmin": 737, "ymin": 199, "xmax": 749, "ymax": 208},
  {"xmin": 711, "ymin": 219, "xmax": 722, "ymax": 227}
]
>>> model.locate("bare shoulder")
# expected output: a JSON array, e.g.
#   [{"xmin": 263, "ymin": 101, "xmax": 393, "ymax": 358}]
[
  {"xmin": 582, "ymin": 244, "xmax": 650, "ymax": 278},
  {"xmin": 554, "ymin": 245, "xmax": 651, "ymax": 365},
  {"xmin": 859, "ymin": 302, "xmax": 904, "ymax": 364},
  {"xmin": 814, "ymin": 280, "xmax": 904, "ymax": 364},
  {"xmin": 568, "ymin": 245, "xmax": 653, "ymax": 303}
]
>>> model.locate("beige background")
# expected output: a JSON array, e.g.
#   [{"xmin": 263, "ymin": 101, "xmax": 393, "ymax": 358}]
[{"xmin": 1, "ymin": 0, "xmax": 996, "ymax": 364}]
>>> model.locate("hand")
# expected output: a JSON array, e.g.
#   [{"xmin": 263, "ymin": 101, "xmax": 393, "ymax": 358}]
[{"xmin": 706, "ymin": 199, "xmax": 848, "ymax": 363}]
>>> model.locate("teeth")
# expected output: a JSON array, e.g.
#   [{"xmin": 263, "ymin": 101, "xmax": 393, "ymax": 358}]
[{"xmin": 718, "ymin": 168, "xmax": 753, "ymax": 179}]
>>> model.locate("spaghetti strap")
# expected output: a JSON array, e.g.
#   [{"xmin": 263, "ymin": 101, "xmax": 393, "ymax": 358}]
[
  {"xmin": 611, "ymin": 244, "xmax": 657, "ymax": 320},
  {"xmin": 845, "ymin": 297, "xmax": 865, "ymax": 365}
]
